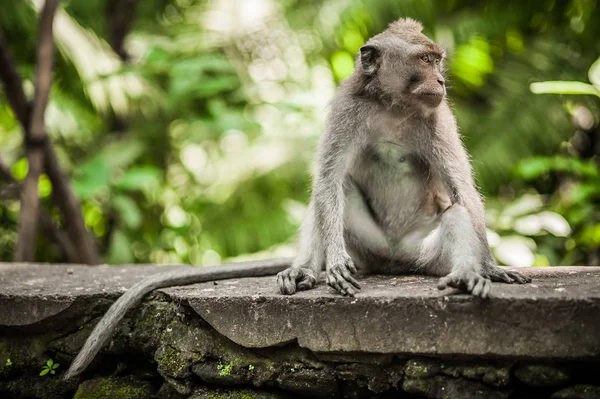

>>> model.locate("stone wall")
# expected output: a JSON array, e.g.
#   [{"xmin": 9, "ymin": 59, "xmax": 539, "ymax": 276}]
[{"xmin": 0, "ymin": 263, "xmax": 599, "ymax": 399}]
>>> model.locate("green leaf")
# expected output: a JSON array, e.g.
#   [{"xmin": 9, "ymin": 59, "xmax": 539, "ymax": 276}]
[
  {"xmin": 112, "ymin": 194, "xmax": 142, "ymax": 229},
  {"xmin": 114, "ymin": 166, "xmax": 161, "ymax": 191},
  {"xmin": 106, "ymin": 230, "xmax": 134, "ymax": 264},
  {"xmin": 52, "ymin": 363, "xmax": 60, "ymax": 369},
  {"xmin": 46, "ymin": 359, "xmax": 54, "ymax": 367},
  {"xmin": 99, "ymin": 140, "xmax": 145, "ymax": 169},
  {"xmin": 515, "ymin": 156, "xmax": 599, "ymax": 180},
  {"xmin": 11, "ymin": 158, "xmax": 28, "ymax": 181},
  {"xmin": 589, "ymin": 56, "xmax": 600, "ymax": 89},
  {"xmin": 50, "ymin": 370, "xmax": 55, "ymax": 374},
  {"xmin": 40, "ymin": 368, "xmax": 49, "ymax": 376},
  {"xmin": 514, "ymin": 157, "xmax": 551, "ymax": 180},
  {"xmin": 530, "ymin": 81, "xmax": 600, "ymax": 96},
  {"xmin": 72, "ymin": 157, "xmax": 111, "ymax": 200}
]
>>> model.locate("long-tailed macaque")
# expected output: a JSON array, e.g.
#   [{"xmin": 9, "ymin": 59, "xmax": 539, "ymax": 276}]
[
  {"xmin": 277, "ymin": 18, "xmax": 530, "ymax": 297},
  {"xmin": 64, "ymin": 18, "xmax": 530, "ymax": 380}
]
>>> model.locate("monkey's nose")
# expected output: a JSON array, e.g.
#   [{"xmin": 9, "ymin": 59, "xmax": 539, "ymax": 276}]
[{"xmin": 437, "ymin": 77, "xmax": 445, "ymax": 86}]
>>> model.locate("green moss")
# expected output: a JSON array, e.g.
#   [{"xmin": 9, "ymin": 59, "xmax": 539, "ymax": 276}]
[
  {"xmin": 217, "ymin": 362, "xmax": 233, "ymax": 377},
  {"xmin": 551, "ymin": 384, "xmax": 600, "ymax": 398},
  {"xmin": 404, "ymin": 359, "xmax": 441, "ymax": 379},
  {"xmin": 156, "ymin": 345, "xmax": 203, "ymax": 379},
  {"xmin": 73, "ymin": 376, "xmax": 154, "ymax": 399},
  {"xmin": 515, "ymin": 365, "xmax": 570, "ymax": 387}
]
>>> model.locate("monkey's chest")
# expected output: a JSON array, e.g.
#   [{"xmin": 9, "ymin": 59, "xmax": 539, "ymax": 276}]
[{"xmin": 351, "ymin": 143, "xmax": 427, "ymax": 227}]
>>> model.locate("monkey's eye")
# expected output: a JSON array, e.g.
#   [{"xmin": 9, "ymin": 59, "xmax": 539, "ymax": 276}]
[
  {"xmin": 420, "ymin": 54, "xmax": 430, "ymax": 63},
  {"xmin": 434, "ymin": 57, "xmax": 440, "ymax": 65}
]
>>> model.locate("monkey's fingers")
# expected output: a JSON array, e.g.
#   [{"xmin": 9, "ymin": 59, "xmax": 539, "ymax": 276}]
[
  {"xmin": 327, "ymin": 272, "xmax": 355, "ymax": 296},
  {"xmin": 437, "ymin": 274, "xmax": 461, "ymax": 290},
  {"xmin": 340, "ymin": 267, "xmax": 361, "ymax": 290},
  {"xmin": 297, "ymin": 270, "xmax": 317, "ymax": 291},
  {"xmin": 487, "ymin": 268, "xmax": 514, "ymax": 284},
  {"xmin": 471, "ymin": 277, "xmax": 490, "ymax": 298},
  {"xmin": 277, "ymin": 269, "xmax": 298, "ymax": 295},
  {"xmin": 346, "ymin": 258, "xmax": 358, "ymax": 274},
  {"xmin": 506, "ymin": 270, "xmax": 531, "ymax": 284}
]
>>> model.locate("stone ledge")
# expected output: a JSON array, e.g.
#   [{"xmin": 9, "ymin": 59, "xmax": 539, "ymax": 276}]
[
  {"xmin": 1, "ymin": 262, "xmax": 600, "ymax": 399},
  {"xmin": 1, "ymin": 263, "xmax": 599, "ymax": 359}
]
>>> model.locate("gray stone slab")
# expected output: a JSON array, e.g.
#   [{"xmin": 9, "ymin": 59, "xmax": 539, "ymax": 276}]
[
  {"xmin": 0, "ymin": 262, "xmax": 190, "ymax": 325},
  {"xmin": 165, "ymin": 266, "xmax": 600, "ymax": 359},
  {"xmin": 0, "ymin": 263, "xmax": 599, "ymax": 360}
]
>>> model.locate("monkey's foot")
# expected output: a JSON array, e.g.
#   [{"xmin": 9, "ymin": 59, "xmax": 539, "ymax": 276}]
[
  {"xmin": 277, "ymin": 267, "xmax": 317, "ymax": 295},
  {"xmin": 326, "ymin": 257, "xmax": 361, "ymax": 297},
  {"xmin": 485, "ymin": 266, "xmax": 532, "ymax": 284},
  {"xmin": 437, "ymin": 270, "xmax": 491, "ymax": 298}
]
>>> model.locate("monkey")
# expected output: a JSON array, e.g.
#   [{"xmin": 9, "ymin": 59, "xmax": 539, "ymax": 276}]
[
  {"xmin": 276, "ymin": 17, "xmax": 531, "ymax": 297},
  {"xmin": 64, "ymin": 18, "xmax": 531, "ymax": 381}
]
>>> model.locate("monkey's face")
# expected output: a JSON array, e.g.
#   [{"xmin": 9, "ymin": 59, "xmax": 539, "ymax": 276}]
[{"xmin": 360, "ymin": 36, "xmax": 447, "ymax": 109}]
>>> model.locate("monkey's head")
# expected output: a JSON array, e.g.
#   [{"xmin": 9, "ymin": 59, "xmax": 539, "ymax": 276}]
[{"xmin": 356, "ymin": 18, "xmax": 447, "ymax": 109}]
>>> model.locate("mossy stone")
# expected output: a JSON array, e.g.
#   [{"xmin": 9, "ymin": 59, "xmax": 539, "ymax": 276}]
[{"xmin": 73, "ymin": 376, "xmax": 154, "ymax": 399}]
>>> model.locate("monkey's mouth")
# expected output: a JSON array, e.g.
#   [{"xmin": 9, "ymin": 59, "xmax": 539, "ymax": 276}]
[{"xmin": 419, "ymin": 92, "xmax": 444, "ymax": 97}]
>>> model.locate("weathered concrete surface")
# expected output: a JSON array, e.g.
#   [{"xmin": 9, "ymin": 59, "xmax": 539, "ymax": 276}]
[
  {"xmin": 1, "ymin": 262, "xmax": 600, "ymax": 399},
  {"xmin": 0, "ymin": 263, "xmax": 190, "ymax": 325},
  {"xmin": 170, "ymin": 266, "xmax": 600, "ymax": 359},
  {"xmin": 1, "ymin": 263, "xmax": 599, "ymax": 360}
]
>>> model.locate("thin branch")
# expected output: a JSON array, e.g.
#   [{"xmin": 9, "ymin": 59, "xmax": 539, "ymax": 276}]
[
  {"xmin": 0, "ymin": 6, "xmax": 100, "ymax": 264},
  {"xmin": 0, "ymin": 154, "xmax": 78, "ymax": 261},
  {"xmin": 0, "ymin": 33, "xmax": 29, "ymax": 129},
  {"xmin": 106, "ymin": 0, "xmax": 138, "ymax": 62},
  {"xmin": 14, "ymin": 0, "xmax": 59, "ymax": 261}
]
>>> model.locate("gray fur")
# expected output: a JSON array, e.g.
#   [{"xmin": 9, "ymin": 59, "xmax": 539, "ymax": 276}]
[{"xmin": 277, "ymin": 18, "xmax": 531, "ymax": 297}]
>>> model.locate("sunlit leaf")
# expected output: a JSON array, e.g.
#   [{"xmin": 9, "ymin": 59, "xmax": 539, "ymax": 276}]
[
  {"xmin": 530, "ymin": 81, "xmax": 600, "ymax": 97},
  {"xmin": 515, "ymin": 156, "xmax": 599, "ymax": 180},
  {"xmin": 107, "ymin": 230, "xmax": 134, "ymax": 264},
  {"xmin": 588, "ymin": 56, "xmax": 600, "ymax": 89},
  {"xmin": 493, "ymin": 236, "xmax": 536, "ymax": 267},
  {"xmin": 115, "ymin": 166, "xmax": 161, "ymax": 191},
  {"xmin": 72, "ymin": 158, "xmax": 110, "ymax": 199},
  {"xmin": 330, "ymin": 51, "xmax": 355, "ymax": 80},
  {"xmin": 538, "ymin": 211, "xmax": 571, "ymax": 237},
  {"xmin": 10, "ymin": 158, "xmax": 28, "ymax": 181},
  {"xmin": 501, "ymin": 194, "xmax": 544, "ymax": 218},
  {"xmin": 99, "ymin": 140, "xmax": 145, "ymax": 169},
  {"xmin": 113, "ymin": 194, "xmax": 142, "ymax": 229},
  {"xmin": 450, "ymin": 36, "xmax": 494, "ymax": 87}
]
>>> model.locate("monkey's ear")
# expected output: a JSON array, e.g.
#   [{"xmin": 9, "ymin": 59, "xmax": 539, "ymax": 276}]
[{"xmin": 360, "ymin": 45, "xmax": 380, "ymax": 76}]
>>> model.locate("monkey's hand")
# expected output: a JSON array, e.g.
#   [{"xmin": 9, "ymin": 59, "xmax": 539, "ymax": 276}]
[
  {"xmin": 278, "ymin": 267, "xmax": 317, "ymax": 295},
  {"xmin": 484, "ymin": 264, "xmax": 532, "ymax": 284},
  {"xmin": 326, "ymin": 254, "xmax": 361, "ymax": 297},
  {"xmin": 437, "ymin": 270, "xmax": 491, "ymax": 298}
]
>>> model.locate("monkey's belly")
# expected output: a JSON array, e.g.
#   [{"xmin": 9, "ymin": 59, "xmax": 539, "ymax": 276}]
[{"xmin": 344, "ymin": 174, "xmax": 440, "ymax": 263}]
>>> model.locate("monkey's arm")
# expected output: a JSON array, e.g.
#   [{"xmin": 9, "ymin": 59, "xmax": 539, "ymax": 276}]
[
  {"xmin": 63, "ymin": 258, "xmax": 290, "ymax": 380},
  {"xmin": 311, "ymin": 109, "xmax": 366, "ymax": 296},
  {"xmin": 433, "ymin": 105, "xmax": 531, "ymax": 284}
]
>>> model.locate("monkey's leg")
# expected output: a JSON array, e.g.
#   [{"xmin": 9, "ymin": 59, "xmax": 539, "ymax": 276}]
[
  {"xmin": 343, "ymin": 180, "xmax": 390, "ymax": 258},
  {"xmin": 418, "ymin": 204, "xmax": 492, "ymax": 298},
  {"xmin": 278, "ymin": 201, "xmax": 322, "ymax": 295}
]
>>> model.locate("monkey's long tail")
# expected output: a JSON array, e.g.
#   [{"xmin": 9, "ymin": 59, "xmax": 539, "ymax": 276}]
[{"xmin": 63, "ymin": 258, "xmax": 291, "ymax": 380}]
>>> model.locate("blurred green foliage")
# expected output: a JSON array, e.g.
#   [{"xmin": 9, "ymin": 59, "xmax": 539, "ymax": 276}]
[{"xmin": 0, "ymin": 0, "xmax": 598, "ymax": 266}]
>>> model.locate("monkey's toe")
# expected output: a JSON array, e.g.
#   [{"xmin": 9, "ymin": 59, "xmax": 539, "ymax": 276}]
[
  {"xmin": 326, "ymin": 263, "xmax": 361, "ymax": 296},
  {"xmin": 277, "ymin": 267, "xmax": 317, "ymax": 295},
  {"xmin": 506, "ymin": 270, "xmax": 531, "ymax": 284},
  {"xmin": 438, "ymin": 271, "xmax": 491, "ymax": 299},
  {"xmin": 486, "ymin": 266, "xmax": 531, "ymax": 285}
]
